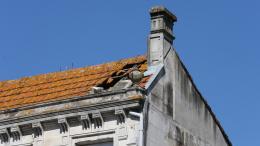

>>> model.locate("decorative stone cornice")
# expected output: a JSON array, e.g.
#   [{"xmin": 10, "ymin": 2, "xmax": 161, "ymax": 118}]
[
  {"xmin": 80, "ymin": 114, "xmax": 91, "ymax": 130},
  {"xmin": 0, "ymin": 87, "xmax": 144, "ymax": 115},
  {"xmin": 0, "ymin": 106, "xmax": 132, "ymax": 143},
  {"xmin": 10, "ymin": 126, "xmax": 21, "ymax": 141},
  {"xmin": 0, "ymin": 128, "xmax": 9, "ymax": 143},
  {"xmin": 0, "ymin": 98, "xmax": 140, "ymax": 127},
  {"xmin": 92, "ymin": 111, "xmax": 103, "ymax": 129},
  {"xmin": 32, "ymin": 122, "xmax": 43, "ymax": 138},
  {"xmin": 0, "ymin": 88, "xmax": 144, "ymax": 143},
  {"xmin": 58, "ymin": 118, "xmax": 68, "ymax": 133},
  {"xmin": 115, "ymin": 108, "xmax": 126, "ymax": 124}
]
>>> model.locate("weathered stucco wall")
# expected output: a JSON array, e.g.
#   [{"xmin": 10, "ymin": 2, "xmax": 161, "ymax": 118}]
[{"xmin": 146, "ymin": 47, "xmax": 231, "ymax": 146}]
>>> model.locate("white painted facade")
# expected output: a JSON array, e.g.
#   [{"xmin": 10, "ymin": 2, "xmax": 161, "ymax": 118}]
[
  {"xmin": 0, "ymin": 105, "xmax": 141, "ymax": 146},
  {"xmin": 0, "ymin": 115, "xmax": 140, "ymax": 146}
]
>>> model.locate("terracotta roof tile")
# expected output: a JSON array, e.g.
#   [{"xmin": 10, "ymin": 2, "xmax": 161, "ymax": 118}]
[
  {"xmin": 138, "ymin": 75, "xmax": 151, "ymax": 88},
  {"xmin": 0, "ymin": 55, "xmax": 150, "ymax": 111}
]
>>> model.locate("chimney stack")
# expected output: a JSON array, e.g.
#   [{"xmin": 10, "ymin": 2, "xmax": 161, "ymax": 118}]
[{"xmin": 148, "ymin": 6, "xmax": 177, "ymax": 66}]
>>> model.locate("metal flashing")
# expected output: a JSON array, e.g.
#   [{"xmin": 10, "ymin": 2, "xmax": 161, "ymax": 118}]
[{"xmin": 144, "ymin": 64, "xmax": 164, "ymax": 91}]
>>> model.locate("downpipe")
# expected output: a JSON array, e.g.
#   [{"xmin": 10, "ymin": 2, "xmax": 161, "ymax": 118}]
[{"xmin": 129, "ymin": 111, "xmax": 143, "ymax": 146}]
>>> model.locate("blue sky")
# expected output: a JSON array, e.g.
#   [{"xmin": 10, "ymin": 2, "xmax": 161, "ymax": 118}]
[{"xmin": 0, "ymin": 1, "xmax": 259, "ymax": 145}]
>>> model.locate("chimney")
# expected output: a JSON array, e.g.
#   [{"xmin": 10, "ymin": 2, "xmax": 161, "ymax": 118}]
[{"xmin": 148, "ymin": 6, "xmax": 177, "ymax": 66}]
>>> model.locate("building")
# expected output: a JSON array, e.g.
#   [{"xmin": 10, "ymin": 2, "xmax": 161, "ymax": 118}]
[{"xmin": 0, "ymin": 6, "xmax": 231, "ymax": 146}]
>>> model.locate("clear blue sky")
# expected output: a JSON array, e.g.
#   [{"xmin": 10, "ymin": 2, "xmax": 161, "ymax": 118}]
[{"xmin": 0, "ymin": 1, "xmax": 259, "ymax": 145}]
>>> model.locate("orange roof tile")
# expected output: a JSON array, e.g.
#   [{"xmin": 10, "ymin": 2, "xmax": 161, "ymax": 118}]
[
  {"xmin": 0, "ymin": 56, "xmax": 149, "ymax": 111},
  {"xmin": 138, "ymin": 75, "xmax": 151, "ymax": 88}
]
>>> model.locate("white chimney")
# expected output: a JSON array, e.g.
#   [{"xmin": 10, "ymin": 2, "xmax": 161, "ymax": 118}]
[{"xmin": 148, "ymin": 6, "xmax": 177, "ymax": 67}]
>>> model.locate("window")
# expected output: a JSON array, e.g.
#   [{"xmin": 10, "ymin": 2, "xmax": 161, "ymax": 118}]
[
  {"xmin": 76, "ymin": 141, "xmax": 113, "ymax": 146},
  {"xmin": 86, "ymin": 142, "xmax": 113, "ymax": 146}
]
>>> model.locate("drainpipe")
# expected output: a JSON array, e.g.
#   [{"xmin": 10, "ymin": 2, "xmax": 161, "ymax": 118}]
[{"xmin": 129, "ymin": 111, "xmax": 143, "ymax": 146}]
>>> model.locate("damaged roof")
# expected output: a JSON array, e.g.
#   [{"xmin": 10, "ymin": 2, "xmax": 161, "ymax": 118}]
[{"xmin": 0, "ymin": 55, "xmax": 148, "ymax": 111}]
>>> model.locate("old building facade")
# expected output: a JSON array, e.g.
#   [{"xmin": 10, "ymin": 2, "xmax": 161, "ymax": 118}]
[{"xmin": 0, "ymin": 6, "xmax": 231, "ymax": 146}]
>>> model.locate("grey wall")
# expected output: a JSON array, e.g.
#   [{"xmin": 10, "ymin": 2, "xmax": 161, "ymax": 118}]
[{"xmin": 145, "ymin": 48, "xmax": 231, "ymax": 146}]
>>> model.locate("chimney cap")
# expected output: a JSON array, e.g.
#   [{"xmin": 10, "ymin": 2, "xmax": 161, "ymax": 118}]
[{"xmin": 150, "ymin": 6, "xmax": 177, "ymax": 21}]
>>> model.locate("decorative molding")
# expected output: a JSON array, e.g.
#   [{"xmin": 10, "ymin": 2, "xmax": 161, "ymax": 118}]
[
  {"xmin": 32, "ymin": 122, "xmax": 43, "ymax": 138},
  {"xmin": 115, "ymin": 108, "xmax": 126, "ymax": 124},
  {"xmin": 71, "ymin": 130, "xmax": 115, "ymax": 146},
  {"xmin": 0, "ymin": 101, "xmax": 141, "ymax": 143},
  {"xmin": 0, "ymin": 128, "xmax": 9, "ymax": 143},
  {"xmin": 0, "ymin": 98, "xmax": 141, "ymax": 127},
  {"xmin": 117, "ymin": 125, "xmax": 128, "ymax": 140},
  {"xmin": 80, "ymin": 114, "xmax": 91, "ymax": 130},
  {"xmin": 58, "ymin": 118, "xmax": 68, "ymax": 133},
  {"xmin": 10, "ymin": 126, "xmax": 21, "ymax": 141},
  {"xmin": 92, "ymin": 112, "xmax": 103, "ymax": 129}
]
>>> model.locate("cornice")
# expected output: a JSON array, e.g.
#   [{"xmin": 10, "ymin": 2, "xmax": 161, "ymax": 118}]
[{"xmin": 0, "ymin": 87, "xmax": 145, "ymax": 126}]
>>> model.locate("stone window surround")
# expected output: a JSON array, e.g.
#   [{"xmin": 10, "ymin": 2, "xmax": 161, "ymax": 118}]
[{"xmin": 73, "ymin": 130, "xmax": 115, "ymax": 146}]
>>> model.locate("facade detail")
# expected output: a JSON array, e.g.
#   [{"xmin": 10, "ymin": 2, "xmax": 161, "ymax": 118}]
[
  {"xmin": 0, "ymin": 6, "xmax": 231, "ymax": 146},
  {"xmin": 115, "ymin": 108, "xmax": 126, "ymax": 124},
  {"xmin": 80, "ymin": 114, "xmax": 91, "ymax": 130},
  {"xmin": 32, "ymin": 122, "xmax": 43, "ymax": 138},
  {"xmin": 0, "ymin": 129, "xmax": 9, "ymax": 143}
]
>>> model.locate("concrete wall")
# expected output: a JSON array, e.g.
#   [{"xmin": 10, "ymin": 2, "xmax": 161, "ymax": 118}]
[{"xmin": 146, "ymin": 48, "xmax": 230, "ymax": 146}]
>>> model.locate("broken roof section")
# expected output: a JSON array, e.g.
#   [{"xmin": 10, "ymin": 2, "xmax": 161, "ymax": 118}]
[{"xmin": 0, "ymin": 55, "xmax": 148, "ymax": 111}]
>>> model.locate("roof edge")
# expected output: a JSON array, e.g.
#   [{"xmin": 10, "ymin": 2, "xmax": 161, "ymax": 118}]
[
  {"xmin": 174, "ymin": 50, "xmax": 232, "ymax": 146},
  {"xmin": 0, "ymin": 87, "xmax": 145, "ymax": 114}
]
